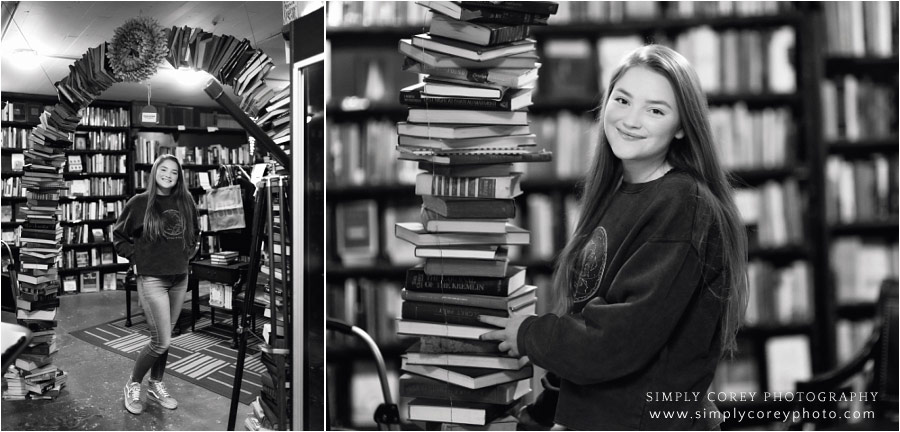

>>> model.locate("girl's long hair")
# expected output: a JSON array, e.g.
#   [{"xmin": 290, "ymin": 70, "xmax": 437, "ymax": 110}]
[
  {"xmin": 142, "ymin": 154, "xmax": 197, "ymax": 251},
  {"xmin": 550, "ymin": 45, "xmax": 748, "ymax": 355}
]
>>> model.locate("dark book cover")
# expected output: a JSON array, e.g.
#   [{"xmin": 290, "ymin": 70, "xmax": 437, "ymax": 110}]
[
  {"xmin": 421, "ymin": 195, "xmax": 517, "ymax": 219},
  {"xmin": 418, "ymin": 335, "xmax": 502, "ymax": 354},
  {"xmin": 463, "ymin": 1, "xmax": 559, "ymax": 15},
  {"xmin": 402, "ymin": 301, "xmax": 510, "ymax": 326},
  {"xmin": 401, "ymin": 150, "xmax": 553, "ymax": 165},
  {"xmin": 429, "ymin": 14, "xmax": 531, "ymax": 47},
  {"xmin": 405, "ymin": 265, "xmax": 525, "ymax": 296},
  {"xmin": 16, "ymin": 297, "xmax": 61, "ymax": 312},
  {"xmin": 400, "ymin": 84, "xmax": 527, "ymax": 111}
]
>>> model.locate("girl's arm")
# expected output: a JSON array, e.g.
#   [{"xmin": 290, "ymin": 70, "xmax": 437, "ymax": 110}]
[
  {"xmin": 516, "ymin": 240, "xmax": 708, "ymax": 385},
  {"xmin": 112, "ymin": 199, "xmax": 138, "ymax": 260}
]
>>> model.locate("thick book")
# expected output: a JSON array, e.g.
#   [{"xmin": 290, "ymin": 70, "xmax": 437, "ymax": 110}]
[
  {"xmin": 415, "ymin": 1, "xmax": 551, "ymax": 25},
  {"xmin": 422, "ymin": 195, "xmax": 517, "ymax": 219},
  {"xmin": 402, "ymin": 57, "xmax": 540, "ymax": 88},
  {"xmin": 425, "ymin": 255, "xmax": 509, "ymax": 278},
  {"xmin": 402, "ymin": 359, "xmax": 534, "ymax": 389},
  {"xmin": 416, "ymin": 172, "xmax": 522, "ymax": 199},
  {"xmin": 396, "ymin": 318, "xmax": 496, "ymax": 340},
  {"xmin": 415, "ymin": 245, "xmax": 504, "ymax": 260},
  {"xmin": 397, "ymin": 122, "xmax": 531, "ymax": 140},
  {"xmin": 395, "ymin": 222, "xmax": 530, "ymax": 246},
  {"xmin": 16, "ymin": 297, "xmax": 60, "ymax": 312},
  {"xmin": 424, "ymin": 218, "xmax": 510, "ymax": 234},
  {"xmin": 429, "ymin": 14, "xmax": 531, "ymax": 47},
  {"xmin": 408, "ymin": 109, "xmax": 529, "ymax": 126},
  {"xmin": 401, "ymin": 285, "xmax": 537, "ymax": 311},
  {"xmin": 407, "ymin": 398, "xmax": 518, "ymax": 426},
  {"xmin": 422, "ymin": 78, "xmax": 506, "ymax": 99},
  {"xmin": 401, "ymin": 301, "xmax": 535, "ymax": 330},
  {"xmin": 400, "ymin": 374, "xmax": 530, "ymax": 405},
  {"xmin": 419, "ymin": 335, "xmax": 502, "ymax": 354},
  {"xmin": 400, "ymin": 39, "xmax": 539, "ymax": 69},
  {"xmin": 401, "ymin": 84, "xmax": 533, "ymax": 112},
  {"xmin": 406, "ymin": 265, "xmax": 526, "ymax": 296},
  {"xmin": 405, "ymin": 348, "xmax": 531, "ymax": 371},
  {"xmin": 441, "ymin": 414, "xmax": 518, "ymax": 431},
  {"xmin": 464, "ymin": 1, "xmax": 559, "ymax": 15}
]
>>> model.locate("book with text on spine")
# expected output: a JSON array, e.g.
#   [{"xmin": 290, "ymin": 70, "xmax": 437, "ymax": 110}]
[
  {"xmin": 415, "ymin": 1, "xmax": 551, "ymax": 25},
  {"xmin": 428, "ymin": 13, "xmax": 532, "ymax": 47},
  {"xmin": 424, "ymin": 255, "xmax": 509, "ymax": 278},
  {"xmin": 401, "ymin": 285, "xmax": 537, "ymax": 311},
  {"xmin": 415, "ymin": 172, "xmax": 522, "ymax": 199},
  {"xmin": 405, "ymin": 265, "xmax": 527, "ymax": 296},
  {"xmin": 401, "ymin": 300, "xmax": 536, "ymax": 329}
]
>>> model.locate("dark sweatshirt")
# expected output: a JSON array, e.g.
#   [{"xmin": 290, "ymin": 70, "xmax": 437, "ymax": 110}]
[
  {"xmin": 517, "ymin": 170, "xmax": 727, "ymax": 430},
  {"xmin": 113, "ymin": 192, "xmax": 198, "ymax": 276}
]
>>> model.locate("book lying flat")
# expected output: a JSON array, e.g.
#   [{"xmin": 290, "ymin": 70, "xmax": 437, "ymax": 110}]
[
  {"xmin": 395, "ymin": 222, "xmax": 530, "ymax": 246},
  {"xmin": 407, "ymin": 398, "xmax": 519, "ymax": 426},
  {"xmin": 401, "ymin": 285, "xmax": 537, "ymax": 311},
  {"xmin": 406, "ymin": 265, "xmax": 526, "ymax": 296},
  {"xmin": 400, "ymin": 39, "xmax": 539, "ymax": 69},
  {"xmin": 408, "ymin": 108, "xmax": 529, "ymax": 126},
  {"xmin": 415, "ymin": 1, "xmax": 551, "ymax": 25},
  {"xmin": 397, "ymin": 122, "xmax": 531, "ymax": 140},
  {"xmin": 402, "ymin": 57, "xmax": 541, "ymax": 89},
  {"xmin": 401, "ymin": 135, "xmax": 536, "ymax": 152},
  {"xmin": 422, "ymin": 195, "xmax": 517, "ymax": 219},
  {"xmin": 416, "ymin": 172, "xmax": 522, "ymax": 199},
  {"xmin": 396, "ymin": 318, "xmax": 495, "ymax": 340},
  {"xmin": 415, "ymin": 245, "xmax": 504, "ymax": 259},
  {"xmin": 402, "ymin": 300, "xmax": 521, "ymax": 328},
  {"xmin": 429, "ymin": 13, "xmax": 532, "ymax": 47},
  {"xmin": 405, "ymin": 349, "xmax": 531, "ymax": 370},
  {"xmin": 419, "ymin": 335, "xmax": 503, "ymax": 354},
  {"xmin": 411, "ymin": 34, "xmax": 536, "ymax": 62},
  {"xmin": 441, "ymin": 414, "xmax": 518, "ymax": 431},
  {"xmin": 398, "ymin": 147, "xmax": 551, "ymax": 165},
  {"xmin": 402, "ymin": 358, "xmax": 534, "ymax": 389},
  {"xmin": 401, "ymin": 374, "xmax": 530, "ymax": 405},
  {"xmin": 425, "ymin": 255, "xmax": 509, "ymax": 278},
  {"xmin": 422, "ymin": 78, "xmax": 507, "ymax": 99}
]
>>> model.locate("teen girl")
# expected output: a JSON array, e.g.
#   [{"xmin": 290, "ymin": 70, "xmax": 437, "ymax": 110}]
[
  {"xmin": 482, "ymin": 45, "xmax": 749, "ymax": 430},
  {"xmin": 113, "ymin": 154, "xmax": 199, "ymax": 415}
]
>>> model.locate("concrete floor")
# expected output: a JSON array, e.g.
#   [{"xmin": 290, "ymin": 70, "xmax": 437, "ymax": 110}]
[{"xmin": 2, "ymin": 289, "xmax": 323, "ymax": 431}]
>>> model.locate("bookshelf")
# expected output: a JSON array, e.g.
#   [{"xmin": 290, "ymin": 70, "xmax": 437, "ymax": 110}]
[
  {"xmin": 817, "ymin": 2, "xmax": 900, "ymax": 375},
  {"xmin": 324, "ymin": 1, "xmax": 897, "ymax": 429},
  {"xmin": 2, "ymin": 92, "xmax": 132, "ymax": 294}
]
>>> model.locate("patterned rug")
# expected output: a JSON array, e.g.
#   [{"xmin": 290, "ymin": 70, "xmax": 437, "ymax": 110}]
[{"xmin": 70, "ymin": 307, "xmax": 268, "ymax": 405}]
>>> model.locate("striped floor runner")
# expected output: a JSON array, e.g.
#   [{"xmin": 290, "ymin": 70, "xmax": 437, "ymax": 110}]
[{"xmin": 70, "ymin": 309, "xmax": 268, "ymax": 405}]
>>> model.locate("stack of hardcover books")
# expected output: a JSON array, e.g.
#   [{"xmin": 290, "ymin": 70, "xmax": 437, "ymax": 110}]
[
  {"xmin": 393, "ymin": 1, "xmax": 558, "ymax": 428},
  {"xmin": 1, "ymin": 43, "xmax": 115, "ymax": 401}
]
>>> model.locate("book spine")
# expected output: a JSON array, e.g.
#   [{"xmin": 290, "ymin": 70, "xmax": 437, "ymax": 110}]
[
  {"xmin": 487, "ymin": 24, "xmax": 531, "ymax": 46},
  {"xmin": 402, "ymin": 301, "xmax": 508, "ymax": 326},
  {"xmin": 406, "ymin": 269, "xmax": 506, "ymax": 296},
  {"xmin": 472, "ymin": 8, "xmax": 549, "ymax": 25},
  {"xmin": 400, "ymin": 91, "xmax": 511, "ymax": 111},
  {"xmin": 402, "ymin": 290, "xmax": 507, "ymax": 310}
]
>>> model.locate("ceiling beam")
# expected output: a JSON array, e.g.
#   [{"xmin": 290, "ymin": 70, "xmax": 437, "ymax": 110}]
[{"xmin": 1, "ymin": 1, "xmax": 19, "ymax": 41}]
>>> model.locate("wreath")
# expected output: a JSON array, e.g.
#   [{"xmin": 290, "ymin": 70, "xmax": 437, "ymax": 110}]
[{"xmin": 107, "ymin": 16, "xmax": 169, "ymax": 83}]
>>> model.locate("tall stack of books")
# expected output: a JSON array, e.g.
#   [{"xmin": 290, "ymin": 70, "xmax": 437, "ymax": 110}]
[
  {"xmin": 393, "ymin": 1, "xmax": 557, "ymax": 428},
  {"xmin": 2, "ymin": 42, "xmax": 117, "ymax": 400}
]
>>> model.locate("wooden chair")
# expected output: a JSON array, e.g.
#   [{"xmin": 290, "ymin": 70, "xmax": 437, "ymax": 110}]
[{"xmin": 791, "ymin": 279, "xmax": 898, "ymax": 430}]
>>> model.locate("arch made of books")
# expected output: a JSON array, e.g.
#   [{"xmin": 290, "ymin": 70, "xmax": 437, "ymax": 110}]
[{"xmin": 13, "ymin": 16, "xmax": 284, "ymax": 399}]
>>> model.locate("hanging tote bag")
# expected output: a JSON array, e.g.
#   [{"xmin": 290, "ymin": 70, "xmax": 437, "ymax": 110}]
[{"xmin": 207, "ymin": 168, "xmax": 247, "ymax": 232}]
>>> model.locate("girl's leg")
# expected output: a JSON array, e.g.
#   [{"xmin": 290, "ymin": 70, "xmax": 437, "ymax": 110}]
[
  {"xmin": 131, "ymin": 276, "xmax": 173, "ymax": 382},
  {"xmin": 150, "ymin": 274, "xmax": 189, "ymax": 381}
]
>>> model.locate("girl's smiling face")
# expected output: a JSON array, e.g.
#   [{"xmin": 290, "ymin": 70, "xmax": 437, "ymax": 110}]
[
  {"xmin": 155, "ymin": 159, "xmax": 180, "ymax": 194},
  {"xmin": 603, "ymin": 66, "xmax": 683, "ymax": 177}
]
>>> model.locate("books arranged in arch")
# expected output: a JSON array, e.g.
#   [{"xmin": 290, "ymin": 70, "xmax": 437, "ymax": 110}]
[{"xmin": 393, "ymin": 2, "xmax": 557, "ymax": 428}]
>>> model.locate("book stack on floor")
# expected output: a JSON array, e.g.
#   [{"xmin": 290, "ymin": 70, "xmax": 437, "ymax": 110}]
[
  {"xmin": 1, "ymin": 42, "xmax": 118, "ymax": 401},
  {"xmin": 394, "ymin": 2, "xmax": 557, "ymax": 428}
]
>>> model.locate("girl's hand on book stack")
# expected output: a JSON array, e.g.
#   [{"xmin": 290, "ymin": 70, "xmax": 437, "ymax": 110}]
[{"xmin": 479, "ymin": 314, "xmax": 527, "ymax": 357}]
